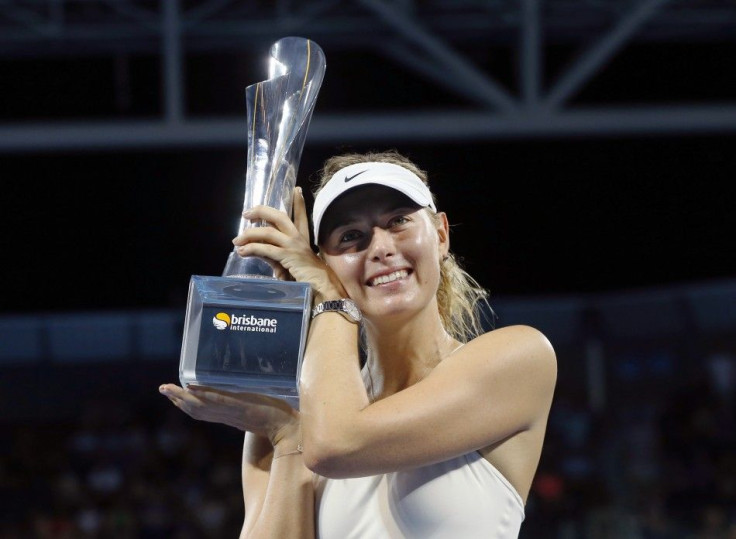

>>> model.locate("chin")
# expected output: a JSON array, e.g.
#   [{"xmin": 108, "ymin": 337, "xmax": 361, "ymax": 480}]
[{"xmin": 364, "ymin": 295, "xmax": 429, "ymax": 321}]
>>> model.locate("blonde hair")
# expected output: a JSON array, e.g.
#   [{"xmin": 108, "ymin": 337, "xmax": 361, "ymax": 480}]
[{"xmin": 312, "ymin": 149, "xmax": 492, "ymax": 342}]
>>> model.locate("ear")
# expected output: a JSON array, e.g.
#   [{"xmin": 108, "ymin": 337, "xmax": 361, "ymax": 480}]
[{"xmin": 435, "ymin": 212, "xmax": 450, "ymax": 259}]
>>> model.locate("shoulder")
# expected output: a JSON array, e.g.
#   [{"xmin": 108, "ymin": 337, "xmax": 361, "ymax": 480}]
[
  {"xmin": 468, "ymin": 325, "xmax": 556, "ymax": 366},
  {"xmin": 426, "ymin": 324, "xmax": 556, "ymax": 443},
  {"xmin": 454, "ymin": 325, "xmax": 557, "ymax": 400}
]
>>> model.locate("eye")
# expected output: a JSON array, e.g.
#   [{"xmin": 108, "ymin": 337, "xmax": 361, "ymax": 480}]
[
  {"xmin": 389, "ymin": 215, "xmax": 410, "ymax": 227},
  {"xmin": 339, "ymin": 229, "xmax": 363, "ymax": 243}
]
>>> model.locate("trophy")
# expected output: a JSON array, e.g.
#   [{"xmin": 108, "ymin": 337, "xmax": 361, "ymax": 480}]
[{"xmin": 179, "ymin": 37, "xmax": 326, "ymax": 407}]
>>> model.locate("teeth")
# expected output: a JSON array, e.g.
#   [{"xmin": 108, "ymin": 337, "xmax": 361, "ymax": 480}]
[{"xmin": 371, "ymin": 269, "xmax": 408, "ymax": 286}]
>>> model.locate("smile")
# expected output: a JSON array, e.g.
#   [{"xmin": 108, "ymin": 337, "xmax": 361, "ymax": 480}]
[{"xmin": 369, "ymin": 269, "xmax": 410, "ymax": 286}]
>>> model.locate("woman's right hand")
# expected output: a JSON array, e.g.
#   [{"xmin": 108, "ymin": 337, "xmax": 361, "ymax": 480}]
[
  {"xmin": 159, "ymin": 383, "xmax": 300, "ymax": 447},
  {"xmin": 232, "ymin": 187, "xmax": 346, "ymax": 302}
]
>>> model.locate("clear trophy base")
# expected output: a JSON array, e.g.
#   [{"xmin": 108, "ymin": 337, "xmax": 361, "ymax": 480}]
[{"xmin": 179, "ymin": 275, "xmax": 312, "ymax": 408}]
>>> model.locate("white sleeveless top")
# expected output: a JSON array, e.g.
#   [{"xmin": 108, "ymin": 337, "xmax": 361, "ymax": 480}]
[{"xmin": 314, "ymin": 451, "xmax": 525, "ymax": 538}]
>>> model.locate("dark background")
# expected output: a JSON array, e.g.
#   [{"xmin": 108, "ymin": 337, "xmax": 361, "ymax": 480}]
[
  {"xmin": 5, "ymin": 136, "xmax": 736, "ymax": 314},
  {"xmin": 3, "ymin": 40, "xmax": 736, "ymax": 314},
  {"xmin": 2, "ymin": 6, "xmax": 736, "ymax": 538}
]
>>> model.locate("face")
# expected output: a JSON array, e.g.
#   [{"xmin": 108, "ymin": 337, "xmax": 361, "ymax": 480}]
[{"xmin": 319, "ymin": 185, "xmax": 449, "ymax": 322}]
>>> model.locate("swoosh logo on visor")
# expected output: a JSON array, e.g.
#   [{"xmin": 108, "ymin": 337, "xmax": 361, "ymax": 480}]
[{"xmin": 344, "ymin": 170, "xmax": 368, "ymax": 182}]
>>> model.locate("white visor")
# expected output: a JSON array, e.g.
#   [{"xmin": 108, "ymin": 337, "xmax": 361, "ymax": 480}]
[{"xmin": 312, "ymin": 162, "xmax": 437, "ymax": 245}]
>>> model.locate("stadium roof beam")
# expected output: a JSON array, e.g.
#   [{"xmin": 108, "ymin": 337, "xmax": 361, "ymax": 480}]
[
  {"xmin": 357, "ymin": 0, "xmax": 518, "ymax": 112},
  {"xmin": 1, "ymin": 0, "xmax": 736, "ymax": 150},
  {"xmin": 543, "ymin": 0, "xmax": 672, "ymax": 110},
  {"xmin": 520, "ymin": 0, "xmax": 541, "ymax": 107},
  {"xmin": 3, "ymin": 105, "xmax": 736, "ymax": 152}
]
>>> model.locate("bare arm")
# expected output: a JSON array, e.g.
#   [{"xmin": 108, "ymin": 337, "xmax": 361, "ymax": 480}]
[
  {"xmin": 161, "ymin": 190, "xmax": 323, "ymax": 537},
  {"xmin": 231, "ymin": 189, "xmax": 557, "ymax": 481},
  {"xmin": 299, "ymin": 321, "xmax": 557, "ymax": 479},
  {"xmin": 158, "ymin": 386, "xmax": 316, "ymax": 538},
  {"xmin": 241, "ymin": 432, "xmax": 314, "ymax": 539}
]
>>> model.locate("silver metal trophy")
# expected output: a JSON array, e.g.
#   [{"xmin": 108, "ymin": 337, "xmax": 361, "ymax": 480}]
[{"xmin": 179, "ymin": 37, "xmax": 326, "ymax": 407}]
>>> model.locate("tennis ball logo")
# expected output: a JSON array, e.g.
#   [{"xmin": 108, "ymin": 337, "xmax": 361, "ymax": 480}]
[{"xmin": 212, "ymin": 312, "xmax": 230, "ymax": 330}]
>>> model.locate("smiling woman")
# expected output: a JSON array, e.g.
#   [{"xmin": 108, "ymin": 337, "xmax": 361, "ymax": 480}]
[
  {"xmin": 317, "ymin": 183, "xmax": 445, "ymax": 324},
  {"xmin": 159, "ymin": 149, "xmax": 557, "ymax": 538},
  {"xmin": 314, "ymin": 152, "xmax": 490, "ymax": 342}
]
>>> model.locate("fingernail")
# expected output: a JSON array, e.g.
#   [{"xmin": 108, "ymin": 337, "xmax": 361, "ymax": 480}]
[
  {"xmin": 243, "ymin": 209, "xmax": 253, "ymax": 217},
  {"xmin": 296, "ymin": 186, "xmax": 303, "ymax": 195},
  {"xmin": 159, "ymin": 385, "xmax": 166, "ymax": 393}
]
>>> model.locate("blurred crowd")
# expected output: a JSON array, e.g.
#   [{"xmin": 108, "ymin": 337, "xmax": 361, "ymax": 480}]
[
  {"xmin": 524, "ymin": 347, "xmax": 736, "ymax": 539},
  {"xmin": 1, "ymin": 400, "xmax": 244, "ymax": 539},
  {"xmin": 1, "ymin": 347, "xmax": 734, "ymax": 539}
]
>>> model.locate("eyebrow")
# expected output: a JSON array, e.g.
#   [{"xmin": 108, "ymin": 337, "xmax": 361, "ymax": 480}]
[
  {"xmin": 324, "ymin": 204, "xmax": 422, "ymax": 237},
  {"xmin": 326, "ymin": 216, "xmax": 360, "ymax": 233}
]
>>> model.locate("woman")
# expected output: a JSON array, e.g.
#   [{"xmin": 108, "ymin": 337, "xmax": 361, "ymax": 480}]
[{"xmin": 160, "ymin": 150, "xmax": 557, "ymax": 538}]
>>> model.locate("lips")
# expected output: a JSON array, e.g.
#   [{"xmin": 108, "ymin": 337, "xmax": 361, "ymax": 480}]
[{"xmin": 368, "ymin": 269, "xmax": 410, "ymax": 286}]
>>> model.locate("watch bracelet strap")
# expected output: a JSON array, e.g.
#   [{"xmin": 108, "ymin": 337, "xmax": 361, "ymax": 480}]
[{"xmin": 311, "ymin": 299, "xmax": 361, "ymax": 322}]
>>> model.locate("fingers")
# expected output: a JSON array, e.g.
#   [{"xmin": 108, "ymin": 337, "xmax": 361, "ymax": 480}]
[
  {"xmin": 261, "ymin": 256, "xmax": 293, "ymax": 281},
  {"xmin": 241, "ymin": 205, "xmax": 296, "ymax": 235},
  {"xmin": 293, "ymin": 187, "xmax": 310, "ymax": 242},
  {"xmin": 161, "ymin": 385, "xmax": 245, "ymax": 429},
  {"xmin": 159, "ymin": 384, "xmax": 300, "ymax": 439},
  {"xmin": 190, "ymin": 385, "xmax": 293, "ymax": 411},
  {"xmin": 238, "ymin": 189, "xmax": 311, "ymax": 244},
  {"xmin": 160, "ymin": 383, "xmax": 199, "ymax": 407},
  {"xmin": 232, "ymin": 216, "xmax": 312, "ymax": 278},
  {"xmin": 235, "ymin": 241, "xmax": 285, "ymax": 265},
  {"xmin": 233, "ymin": 225, "xmax": 289, "ymax": 249},
  {"xmin": 159, "ymin": 383, "xmax": 193, "ymax": 412},
  {"xmin": 230, "ymin": 196, "xmax": 329, "ymax": 287}
]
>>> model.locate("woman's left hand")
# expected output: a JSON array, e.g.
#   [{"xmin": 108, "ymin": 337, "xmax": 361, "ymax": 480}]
[
  {"xmin": 159, "ymin": 383, "xmax": 298, "ymax": 443},
  {"xmin": 232, "ymin": 187, "xmax": 344, "ymax": 300}
]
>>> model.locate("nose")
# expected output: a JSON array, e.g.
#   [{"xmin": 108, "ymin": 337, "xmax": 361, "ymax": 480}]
[{"xmin": 367, "ymin": 226, "xmax": 395, "ymax": 261}]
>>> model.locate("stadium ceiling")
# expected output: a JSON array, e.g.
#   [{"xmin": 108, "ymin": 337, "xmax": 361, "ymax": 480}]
[{"xmin": 1, "ymin": 0, "xmax": 736, "ymax": 151}]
